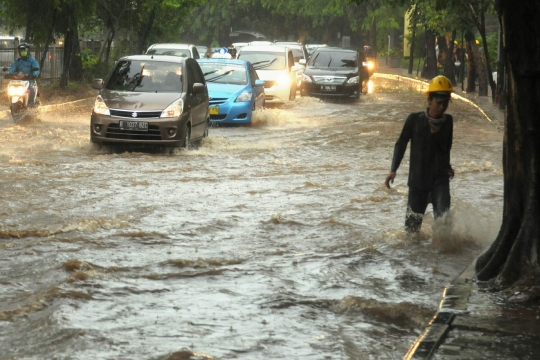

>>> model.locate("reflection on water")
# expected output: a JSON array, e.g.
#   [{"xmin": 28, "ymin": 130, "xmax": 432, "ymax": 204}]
[{"xmin": 0, "ymin": 78, "xmax": 503, "ymax": 359}]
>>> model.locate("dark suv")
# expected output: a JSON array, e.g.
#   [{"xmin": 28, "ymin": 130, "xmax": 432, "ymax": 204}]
[
  {"xmin": 90, "ymin": 55, "xmax": 209, "ymax": 149},
  {"xmin": 301, "ymin": 47, "xmax": 370, "ymax": 99}
]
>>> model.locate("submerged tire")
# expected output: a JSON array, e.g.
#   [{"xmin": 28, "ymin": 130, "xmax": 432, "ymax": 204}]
[{"xmin": 183, "ymin": 123, "xmax": 191, "ymax": 150}]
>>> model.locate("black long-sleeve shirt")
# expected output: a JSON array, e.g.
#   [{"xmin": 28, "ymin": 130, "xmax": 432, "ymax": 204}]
[{"xmin": 391, "ymin": 111, "xmax": 453, "ymax": 190}]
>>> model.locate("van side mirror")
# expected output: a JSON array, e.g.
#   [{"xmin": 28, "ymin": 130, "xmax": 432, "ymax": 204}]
[
  {"xmin": 254, "ymin": 79, "xmax": 264, "ymax": 87},
  {"xmin": 92, "ymin": 79, "xmax": 103, "ymax": 90},
  {"xmin": 193, "ymin": 83, "xmax": 205, "ymax": 94}
]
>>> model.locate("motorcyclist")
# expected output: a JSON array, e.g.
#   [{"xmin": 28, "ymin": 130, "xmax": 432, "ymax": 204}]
[{"xmin": 8, "ymin": 43, "xmax": 40, "ymax": 106}]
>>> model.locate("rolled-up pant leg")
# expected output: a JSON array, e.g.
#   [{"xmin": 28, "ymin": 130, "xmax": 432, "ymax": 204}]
[
  {"xmin": 432, "ymin": 181, "xmax": 451, "ymax": 219},
  {"xmin": 405, "ymin": 187, "xmax": 429, "ymax": 232}
]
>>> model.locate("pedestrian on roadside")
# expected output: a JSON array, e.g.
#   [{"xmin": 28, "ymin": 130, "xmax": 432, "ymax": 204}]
[{"xmin": 384, "ymin": 75, "xmax": 455, "ymax": 233}]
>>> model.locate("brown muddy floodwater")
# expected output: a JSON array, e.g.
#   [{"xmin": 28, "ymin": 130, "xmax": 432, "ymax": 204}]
[{"xmin": 0, "ymin": 77, "xmax": 503, "ymax": 359}]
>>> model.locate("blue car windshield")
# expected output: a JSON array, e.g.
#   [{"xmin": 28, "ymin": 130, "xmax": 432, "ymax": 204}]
[
  {"xmin": 199, "ymin": 63, "xmax": 247, "ymax": 85},
  {"xmin": 309, "ymin": 51, "xmax": 357, "ymax": 68},
  {"xmin": 106, "ymin": 60, "xmax": 183, "ymax": 92}
]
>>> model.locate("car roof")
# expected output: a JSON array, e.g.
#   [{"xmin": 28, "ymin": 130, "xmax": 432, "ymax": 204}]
[
  {"xmin": 147, "ymin": 43, "xmax": 194, "ymax": 49},
  {"xmin": 314, "ymin": 47, "xmax": 356, "ymax": 53},
  {"xmin": 239, "ymin": 45, "xmax": 289, "ymax": 52},
  {"xmin": 120, "ymin": 54, "xmax": 188, "ymax": 63},
  {"xmin": 197, "ymin": 58, "xmax": 248, "ymax": 66}
]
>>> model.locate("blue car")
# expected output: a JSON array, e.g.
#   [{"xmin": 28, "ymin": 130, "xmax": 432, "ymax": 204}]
[{"xmin": 197, "ymin": 58, "xmax": 265, "ymax": 125}]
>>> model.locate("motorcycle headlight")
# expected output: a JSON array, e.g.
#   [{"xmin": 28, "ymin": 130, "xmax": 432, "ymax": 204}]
[
  {"xmin": 302, "ymin": 74, "xmax": 312, "ymax": 83},
  {"xmin": 8, "ymin": 85, "xmax": 27, "ymax": 96},
  {"xmin": 276, "ymin": 74, "xmax": 291, "ymax": 87},
  {"xmin": 161, "ymin": 99, "xmax": 184, "ymax": 118},
  {"xmin": 235, "ymin": 91, "xmax": 252, "ymax": 102},
  {"xmin": 93, "ymin": 95, "xmax": 110, "ymax": 115},
  {"xmin": 366, "ymin": 61, "xmax": 375, "ymax": 70},
  {"xmin": 347, "ymin": 76, "xmax": 360, "ymax": 84}
]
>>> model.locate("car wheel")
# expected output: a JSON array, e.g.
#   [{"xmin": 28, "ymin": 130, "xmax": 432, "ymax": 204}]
[
  {"xmin": 289, "ymin": 83, "xmax": 296, "ymax": 101},
  {"xmin": 183, "ymin": 123, "xmax": 191, "ymax": 150},
  {"xmin": 362, "ymin": 80, "xmax": 368, "ymax": 95},
  {"xmin": 203, "ymin": 119, "xmax": 209, "ymax": 138}
]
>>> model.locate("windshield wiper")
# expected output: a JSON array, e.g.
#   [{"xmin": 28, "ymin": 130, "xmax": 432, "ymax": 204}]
[
  {"xmin": 203, "ymin": 70, "xmax": 219, "ymax": 76},
  {"xmin": 206, "ymin": 70, "xmax": 234, "ymax": 82},
  {"xmin": 253, "ymin": 58, "xmax": 278, "ymax": 69}
]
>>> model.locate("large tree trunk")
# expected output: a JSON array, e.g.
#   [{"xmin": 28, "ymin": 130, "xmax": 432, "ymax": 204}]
[
  {"xmin": 60, "ymin": 28, "xmax": 73, "ymax": 88},
  {"xmin": 421, "ymin": 29, "xmax": 438, "ymax": 79},
  {"xmin": 477, "ymin": 13, "xmax": 497, "ymax": 101},
  {"xmin": 475, "ymin": 0, "xmax": 540, "ymax": 286},
  {"xmin": 438, "ymin": 35, "xmax": 456, "ymax": 85},
  {"xmin": 407, "ymin": 7, "xmax": 418, "ymax": 75},
  {"xmin": 69, "ymin": 25, "xmax": 83, "ymax": 82},
  {"xmin": 137, "ymin": 6, "xmax": 157, "ymax": 54},
  {"xmin": 464, "ymin": 30, "xmax": 477, "ymax": 92}
]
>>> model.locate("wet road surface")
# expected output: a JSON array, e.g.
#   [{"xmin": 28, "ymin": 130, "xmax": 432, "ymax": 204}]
[{"xmin": 0, "ymin": 77, "xmax": 503, "ymax": 359}]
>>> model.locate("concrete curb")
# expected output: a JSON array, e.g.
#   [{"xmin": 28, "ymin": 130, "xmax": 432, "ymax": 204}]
[
  {"xmin": 403, "ymin": 261, "xmax": 476, "ymax": 359},
  {"xmin": 372, "ymin": 73, "xmax": 497, "ymax": 124}
]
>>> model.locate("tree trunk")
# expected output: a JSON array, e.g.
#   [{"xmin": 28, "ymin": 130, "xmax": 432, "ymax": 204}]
[
  {"xmin": 137, "ymin": 6, "xmax": 157, "ymax": 55},
  {"xmin": 371, "ymin": 18, "xmax": 377, "ymax": 56},
  {"xmin": 421, "ymin": 29, "xmax": 437, "ymax": 79},
  {"xmin": 407, "ymin": 8, "xmax": 417, "ymax": 75},
  {"xmin": 464, "ymin": 30, "xmax": 477, "ymax": 92},
  {"xmin": 105, "ymin": 28, "xmax": 115, "ymax": 64},
  {"xmin": 438, "ymin": 35, "xmax": 456, "ymax": 85},
  {"xmin": 475, "ymin": 0, "xmax": 540, "ymax": 286},
  {"xmin": 60, "ymin": 28, "xmax": 73, "ymax": 88},
  {"xmin": 39, "ymin": 9, "xmax": 57, "ymax": 76},
  {"xmin": 69, "ymin": 25, "xmax": 83, "ymax": 82},
  {"xmin": 477, "ymin": 12, "xmax": 497, "ymax": 101}
]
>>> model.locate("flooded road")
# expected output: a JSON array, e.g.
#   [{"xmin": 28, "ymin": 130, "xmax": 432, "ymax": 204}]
[{"xmin": 0, "ymin": 77, "xmax": 503, "ymax": 359}]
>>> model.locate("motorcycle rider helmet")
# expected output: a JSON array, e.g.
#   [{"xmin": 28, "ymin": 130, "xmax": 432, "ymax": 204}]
[{"xmin": 18, "ymin": 43, "xmax": 30, "ymax": 59}]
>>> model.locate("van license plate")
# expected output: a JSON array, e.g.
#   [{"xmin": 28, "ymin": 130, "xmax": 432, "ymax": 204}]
[
  {"xmin": 321, "ymin": 85, "xmax": 336, "ymax": 91},
  {"xmin": 119, "ymin": 120, "xmax": 148, "ymax": 131},
  {"xmin": 209, "ymin": 106, "xmax": 219, "ymax": 115}
]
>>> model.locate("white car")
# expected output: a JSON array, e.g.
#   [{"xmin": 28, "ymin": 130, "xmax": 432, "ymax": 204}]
[
  {"xmin": 237, "ymin": 45, "xmax": 299, "ymax": 103},
  {"xmin": 145, "ymin": 43, "xmax": 201, "ymax": 59},
  {"xmin": 274, "ymin": 42, "xmax": 309, "ymax": 87}
]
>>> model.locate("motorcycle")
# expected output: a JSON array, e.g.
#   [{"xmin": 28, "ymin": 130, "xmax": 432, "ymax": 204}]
[{"xmin": 2, "ymin": 67, "xmax": 40, "ymax": 122}]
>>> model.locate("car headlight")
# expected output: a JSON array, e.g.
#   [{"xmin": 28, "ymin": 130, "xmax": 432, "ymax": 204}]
[
  {"xmin": 8, "ymin": 85, "xmax": 27, "ymax": 97},
  {"xmin": 93, "ymin": 95, "xmax": 110, "ymax": 115},
  {"xmin": 347, "ymin": 76, "xmax": 359, "ymax": 84},
  {"xmin": 235, "ymin": 91, "xmax": 252, "ymax": 102},
  {"xmin": 161, "ymin": 99, "xmax": 184, "ymax": 118},
  {"xmin": 302, "ymin": 74, "xmax": 312, "ymax": 83},
  {"xmin": 276, "ymin": 74, "xmax": 291, "ymax": 87}
]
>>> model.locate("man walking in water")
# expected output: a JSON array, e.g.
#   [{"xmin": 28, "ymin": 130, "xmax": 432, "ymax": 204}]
[{"xmin": 384, "ymin": 75, "xmax": 455, "ymax": 232}]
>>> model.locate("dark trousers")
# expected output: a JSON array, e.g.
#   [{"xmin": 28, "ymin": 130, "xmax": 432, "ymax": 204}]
[{"xmin": 405, "ymin": 182, "xmax": 451, "ymax": 232}]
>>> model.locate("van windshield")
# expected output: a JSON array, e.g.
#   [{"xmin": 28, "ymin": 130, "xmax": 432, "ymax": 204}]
[
  {"xmin": 106, "ymin": 60, "xmax": 183, "ymax": 93},
  {"xmin": 309, "ymin": 51, "xmax": 357, "ymax": 68},
  {"xmin": 238, "ymin": 52, "xmax": 286, "ymax": 70}
]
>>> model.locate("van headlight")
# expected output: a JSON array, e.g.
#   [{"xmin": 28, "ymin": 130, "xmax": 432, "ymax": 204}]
[
  {"xmin": 347, "ymin": 76, "xmax": 359, "ymax": 84},
  {"xmin": 235, "ymin": 91, "xmax": 252, "ymax": 102},
  {"xmin": 93, "ymin": 95, "xmax": 110, "ymax": 115},
  {"xmin": 276, "ymin": 74, "xmax": 291, "ymax": 87},
  {"xmin": 161, "ymin": 99, "xmax": 184, "ymax": 118}
]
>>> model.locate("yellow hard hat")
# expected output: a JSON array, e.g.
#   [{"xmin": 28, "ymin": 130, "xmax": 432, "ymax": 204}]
[
  {"xmin": 426, "ymin": 75, "xmax": 453, "ymax": 97},
  {"xmin": 475, "ymin": 39, "xmax": 480, "ymax": 45},
  {"xmin": 454, "ymin": 40, "xmax": 458, "ymax": 45}
]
